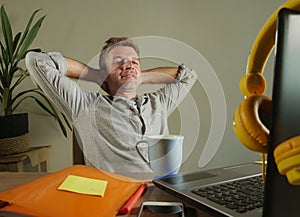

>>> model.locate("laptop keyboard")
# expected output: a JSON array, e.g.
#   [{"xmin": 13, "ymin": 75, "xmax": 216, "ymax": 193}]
[{"xmin": 191, "ymin": 175, "xmax": 264, "ymax": 214}]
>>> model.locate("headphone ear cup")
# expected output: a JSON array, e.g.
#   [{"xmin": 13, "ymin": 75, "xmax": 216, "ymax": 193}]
[
  {"xmin": 233, "ymin": 95, "xmax": 272, "ymax": 153},
  {"xmin": 274, "ymin": 136, "xmax": 300, "ymax": 185}
]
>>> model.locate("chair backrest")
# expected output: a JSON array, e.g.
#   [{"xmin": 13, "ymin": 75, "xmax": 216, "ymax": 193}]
[{"xmin": 72, "ymin": 129, "xmax": 84, "ymax": 165}]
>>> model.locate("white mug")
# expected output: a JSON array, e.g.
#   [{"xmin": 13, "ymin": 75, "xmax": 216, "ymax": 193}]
[{"xmin": 136, "ymin": 135, "xmax": 184, "ymax": 177}]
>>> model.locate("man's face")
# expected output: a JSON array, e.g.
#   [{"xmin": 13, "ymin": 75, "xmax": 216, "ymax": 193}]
[{"xmin": 104, "ymin": 46, "xmax": 141, "ymax": 95}]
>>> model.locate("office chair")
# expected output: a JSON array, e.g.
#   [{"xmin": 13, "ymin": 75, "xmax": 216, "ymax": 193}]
[{"xmin": 72, "ymin": 129, "xmax": 85, "ymax": 165}]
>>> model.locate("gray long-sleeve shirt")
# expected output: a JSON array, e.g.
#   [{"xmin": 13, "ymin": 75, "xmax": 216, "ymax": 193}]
[{"xmin": 25, "ymin": 51, "xmax": 197, "ymax": 173}]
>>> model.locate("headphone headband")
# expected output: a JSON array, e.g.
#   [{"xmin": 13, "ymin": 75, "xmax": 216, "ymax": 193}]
[
  {"xmin": 240, "ymin": 0, "xmax": 300, "ymax": 97},
  {"xmin": 235, "ymin": 0, "xmax": 300, "ymax": 185}
]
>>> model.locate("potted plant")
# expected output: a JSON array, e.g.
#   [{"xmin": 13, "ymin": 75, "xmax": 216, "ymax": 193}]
[{"xmin": 0, "ymin": 5, "xmax": 70, "ymax": 155}]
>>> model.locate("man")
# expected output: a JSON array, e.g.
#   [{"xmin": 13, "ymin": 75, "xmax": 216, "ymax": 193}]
[{"xmin": 26, "ymin": 37, "xmax": 197, "ymax": 173}]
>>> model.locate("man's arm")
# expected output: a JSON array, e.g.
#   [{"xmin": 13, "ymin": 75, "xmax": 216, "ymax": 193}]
[
  {"xmin": 65, "ymin": 57, "xmax": 180, "ymax": 86},
  {"xmin": 25, "ymin": 52, "xmax": 98, "ymax": 120},
  {"xmin": 64, "ymin": 57, "xmax": 105, "ymax": 86},
  {"xmin": 141, "ymin": 67, "xmax": 179, "ymax": 84},
  {"xmin": 150, "ymin": 64, "xmax": 197, "ymax": 115}
]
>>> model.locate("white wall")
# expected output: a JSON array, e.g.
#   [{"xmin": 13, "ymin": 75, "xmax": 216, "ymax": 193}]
[{"xmin": 2, "ymin": 0, "xmax": 285, "ymax": 172}]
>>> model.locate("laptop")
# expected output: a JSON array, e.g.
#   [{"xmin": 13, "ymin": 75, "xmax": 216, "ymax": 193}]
[{"xmin": 153, "ymin": 8, "xmax": 300, "ymax": 217}]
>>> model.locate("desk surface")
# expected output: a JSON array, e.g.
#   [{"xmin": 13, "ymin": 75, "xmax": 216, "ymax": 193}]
[{"xmin": 0, "ymin": 172, "xmax": 212, "ymax": 217}]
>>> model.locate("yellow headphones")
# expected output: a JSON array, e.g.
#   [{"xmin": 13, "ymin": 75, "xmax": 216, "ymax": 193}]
[{"xmin": 233, "ymin": 0, "xmax": 300, "ymax": 185}]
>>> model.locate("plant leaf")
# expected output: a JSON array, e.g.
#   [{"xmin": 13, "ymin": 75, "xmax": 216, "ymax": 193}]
[
  {"xmin": 13, "ymin": 9, "xmax": 43, "ymax": 59},
  {"xmin": 10, "ymin": 71, "xmax": 26, "ymax": 94},
  {"xmin": 61, "ymin": 112, "xmax": 72, "ymax": 130},
  {"xmin": 16, "ymin": 15, "xmax": 46, "ymax": 62},
  {"xmin": 0, "ymin": 41, "xmax": 9, "ymax": 77},
  {"xmin": 12, "ymin": 32, "xmax": 21, "ymax": 53},
  {"xmin": 11, "ymin": 89, "xmax": 70, "ymax": 137},
  {"xmin": 0, "ymin": 5, "xmax": 13, "ymax": 61},
  {"xmin": 10, "ymin": 88, "xmax": 39, "ymax": 108},
  {"xmin": 31, "ymin": 95, "xmax": 68, "ymax": 137},
  {"xmin": 0, "ymin": 53, "xmax": 4, "ymax": 86},
  {"xmin": 16, "ymin": 66, "xmax": 29, "ymax": 77}
]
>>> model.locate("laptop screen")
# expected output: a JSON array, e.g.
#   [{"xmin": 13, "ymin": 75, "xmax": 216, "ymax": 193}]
[{"xmin": 263, "ymin": 8, "xmax": 300, "ymax": 217}]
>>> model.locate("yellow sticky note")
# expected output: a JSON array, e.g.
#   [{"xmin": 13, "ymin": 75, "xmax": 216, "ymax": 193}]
[{"xmin": 57, "ymin": 175, "xmax": 108, "ymax": 197}]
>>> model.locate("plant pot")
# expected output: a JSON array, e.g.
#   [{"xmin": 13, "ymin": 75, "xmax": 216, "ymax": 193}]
[{"xmin": 0, "ymin": 113, "xmax": 30, "ymax": 155}]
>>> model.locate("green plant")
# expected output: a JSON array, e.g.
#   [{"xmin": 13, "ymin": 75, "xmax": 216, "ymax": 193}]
[{"xmin": 0, "ymin": 5, "xmax": 71, "ymax": 137}]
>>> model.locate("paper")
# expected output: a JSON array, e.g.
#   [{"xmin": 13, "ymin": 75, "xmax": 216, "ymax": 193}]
[{"xmin": 57, "ymin": 175, "xmax": 108, "ymax": 197}]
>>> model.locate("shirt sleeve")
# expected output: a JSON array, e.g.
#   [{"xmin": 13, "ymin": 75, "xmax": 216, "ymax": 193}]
[
  {"xmin": 157, "ymin": 64, "xmax": 197, "ymax": 115},
  {"xmin": 25, "ymin": 51, "xmax": 98, "ymax": 120}
]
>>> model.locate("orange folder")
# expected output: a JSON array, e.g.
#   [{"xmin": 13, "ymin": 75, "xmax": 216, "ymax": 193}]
[{"xmin": 0, "ymin": 165, "xmax": 145, "ymax": 217}]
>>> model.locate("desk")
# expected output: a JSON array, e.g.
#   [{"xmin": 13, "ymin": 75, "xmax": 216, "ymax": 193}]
[
  {"xmin": 0, "ymin": 172, "xmax": 212, "ymax": 217},
  {"xmin": 0, "ymin": 146, "xmax": 49, "ymax": 172}
]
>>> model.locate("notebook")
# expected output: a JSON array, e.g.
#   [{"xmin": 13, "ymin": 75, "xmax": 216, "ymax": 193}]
[
  {"xmin": 0, "ymin": 165, "xmax": 145, "ymax": 217},
  {"xmin": 153, "ymin": 8, "xmax": 300, "ymax": 217}
]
